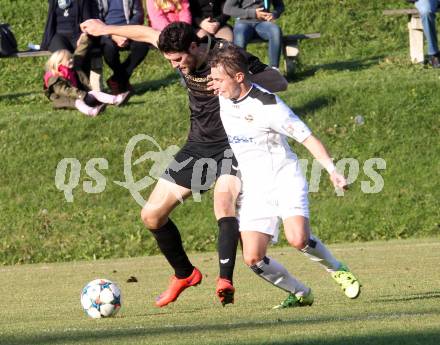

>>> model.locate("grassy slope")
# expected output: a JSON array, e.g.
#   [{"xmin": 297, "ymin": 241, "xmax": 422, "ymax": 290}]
[
  {"xmin": 0, "ymin": 0, "xmax": 439, "ymax": 264},
  {"xmin": 1, "ymin": 239, "xmax": 439, "ymax": 345}
]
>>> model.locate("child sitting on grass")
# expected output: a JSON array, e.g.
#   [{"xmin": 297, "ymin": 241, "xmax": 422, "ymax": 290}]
[{"xmin": 43, "ymin": 34, "xmax": 129, "ymax": 117}]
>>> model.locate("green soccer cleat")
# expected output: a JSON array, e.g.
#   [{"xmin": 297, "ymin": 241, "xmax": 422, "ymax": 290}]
[
  {"xmin": 331, "ymin": 263, "xmax": 361, "ymax": 299},
  {"xmin": 273, "ymin": 290, "xmax": 314, "ymax": 309}
]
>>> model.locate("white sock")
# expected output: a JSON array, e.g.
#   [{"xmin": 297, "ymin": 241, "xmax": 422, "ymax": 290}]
[
  {"xmin": 89, "ymin": 103, "xmax": 105, "ymax": 116},
  {"xmin": 301, "ymin": 235, "xmax": 341, "ymax": 272},
  {"xmin": 75, "ymin": 99, "xmax": 95, "ymax": 116},
  {"xmin": 250, "ymin": 256, "xmax": 310, "ymax": 297},
  {"xmin": 88, "ymin": 90, "xmax": 117, "ymax": 104},
  {"xmin": 113, "ymin": 91, "xmax": 130, "ymax": 106}
]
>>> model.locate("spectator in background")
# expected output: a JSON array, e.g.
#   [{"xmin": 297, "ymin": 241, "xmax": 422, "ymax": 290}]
[
  {"xmin": 96, "ymin": 0, "xmax": 150, "ymax": 94},
  {"xmin": 41, "ymin": 0, "xmax": 98, "ymax": 52},
  {"xmin": 146, "ymin": 0, "xmax": 192, "ymax": 30},
  {"xmin": 189, "ymin": 0, "xmax": 233, "ymax": 41},
  {"xmin": 224, "ymin": 0, "xmax": 284, "ymax": 69},
  {"xmin": 410, "ymin": 0, "xmax": 440, "ymax": 67},
  {"xmin": 43, "ymin": 34, "xmax": 129, "ymax": 117}
]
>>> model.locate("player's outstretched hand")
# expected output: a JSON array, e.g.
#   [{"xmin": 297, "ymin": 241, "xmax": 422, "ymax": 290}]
[
  {"xmin": 330, "ymin": 171, "xmax": 349, "ymax": 191},
  {"xmin": 81, "ymin": 19, "xmax": 107, "ymax": 37}
]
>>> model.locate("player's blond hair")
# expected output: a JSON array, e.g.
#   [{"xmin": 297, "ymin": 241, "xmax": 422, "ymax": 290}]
[
  {"xmin": 154, "ymin": 0, "xmax": 182, "ymax": 11},
  {"xmin": 45, "ymin": 49, "xmax": 72, "ymax": 75}
]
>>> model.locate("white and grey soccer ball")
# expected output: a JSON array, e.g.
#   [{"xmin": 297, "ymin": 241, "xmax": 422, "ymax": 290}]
[{"xmin": 80, "ymin": 279, "xmax": 122, "ymax": 319}]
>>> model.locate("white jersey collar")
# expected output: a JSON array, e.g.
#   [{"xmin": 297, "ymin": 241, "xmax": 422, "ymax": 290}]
[{"xmin": 232, "ymin": 84, "xmax": 255, "ymax": 104}]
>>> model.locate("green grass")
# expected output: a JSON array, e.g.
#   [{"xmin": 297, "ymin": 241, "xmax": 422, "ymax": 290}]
[
  {"xmin": 1, "ymin": 239, "xmax": 439, "ymax": 345},
  {"xmin": 0, "ymin": 0, "xmax": 440, "ymax": 264}
]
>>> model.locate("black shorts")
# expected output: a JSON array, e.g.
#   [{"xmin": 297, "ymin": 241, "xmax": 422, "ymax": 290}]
[{"xmin": 161, "ymin": 141, "xmax": 239, "ymax": 193}]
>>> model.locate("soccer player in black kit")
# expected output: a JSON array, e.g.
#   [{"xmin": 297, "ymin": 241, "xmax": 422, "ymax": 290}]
[{"xmin": 81, "ymin": 19, "xmax": 288, "ymax": 307}]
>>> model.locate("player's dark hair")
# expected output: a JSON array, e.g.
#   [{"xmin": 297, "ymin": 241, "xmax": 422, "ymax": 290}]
[
  {"xmin": 208, "ymin": 44, "xmax": 249, "ymax": 78},
  {"xmin": 158, "ymin": 22, "xmax": 199, "ymax": 53}
]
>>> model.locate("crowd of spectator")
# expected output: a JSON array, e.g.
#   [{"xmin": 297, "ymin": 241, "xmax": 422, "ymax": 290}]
[
  {"xmin": 40, "ymin": 1, "xmax": 284, "ymax": 84},
  {"xmin": 40, "ymin": 0, "xmax": 440, "ymax": 115}
]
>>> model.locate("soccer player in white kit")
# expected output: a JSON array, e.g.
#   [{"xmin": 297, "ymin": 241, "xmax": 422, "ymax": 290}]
[{"xmin": 209, "ymin": 45, "xmax": 361, "ymax": 308}]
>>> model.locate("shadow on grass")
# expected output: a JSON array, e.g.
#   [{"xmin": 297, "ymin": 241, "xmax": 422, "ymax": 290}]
[
  {"xmin": 132, "ymin": 72, "xmax": 180, "ymax": 95},
  {"xmin": 253, "ymin": 331, "xmax": 440, "ymax": 345},
  {"xmin": 290, "ymin": 96, "xmax": 336, "ymax": 118},
  {"xmin": 291, "ymin": 55, "xmax": 385, "ymax": 82},
  {"xmin": 3, "ymin": 310, "xmax": 439, "ymax": 345},
  {"xmin": 373, "ymin": 291, "xmax": 440, "ymax": 303},
  {"xmin": 0, "ymin": 91, "xmax": 40, "ymax": 103}
]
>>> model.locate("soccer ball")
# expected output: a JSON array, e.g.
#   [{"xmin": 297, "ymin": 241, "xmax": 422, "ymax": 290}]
[{"xmin": 80, "ymin": 279, "xmax": 122, "ymax": 319}]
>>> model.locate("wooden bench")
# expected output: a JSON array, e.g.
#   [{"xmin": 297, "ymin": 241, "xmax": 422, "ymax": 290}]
[
  {"xmin": 5, "ymin": 50, "xmax": 103, "ymax": 91},
  {"xmin": 250, "ymin": 33, "xmax": 321, "ymax": 75},
  {"xmin": 383, "ymin": 8, "xmax": 436, "ymax": 63}
]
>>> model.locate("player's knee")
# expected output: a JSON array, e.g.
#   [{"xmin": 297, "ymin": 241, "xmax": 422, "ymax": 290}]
[
  {"xmin": 288, "ymin": 237, "xmax": 308, "ymax": 250},
  {"xmin": 243, "ymin": 254, "xmax": 264, "ymax": 267},
  {"xmin": 214, "ymin": 196, "xmax": 235, "ymax": 217},
  {"xmin": 140, "ymin": 207, "xmax": 152, "ymax": 227},
  {"xmin": 140, "ymin": 207, "xmax": 164, "ymax": 229}
]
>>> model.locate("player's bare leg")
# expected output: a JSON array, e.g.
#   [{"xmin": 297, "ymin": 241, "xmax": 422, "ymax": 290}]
[
  {"xmin": 141, "ymin": 178, "xmax": 191, "ymax": 229},
  {"xmin": 241, "ymin": 231, "xmax": 312, "ymax": 308},
  {"xmin": 283, "ymin": 216, "xmax": 361, "ymax": 298},
  {"xmin": 213, "ymin": 174, "xmax": 241, "ymax": 306},
  {"xmin": 141, "ymin": 178, "xmax": 202, "ymax": 307},
  {"xmin": 241, "ymin": 231, "xmax": 271, "ymax": 267}
]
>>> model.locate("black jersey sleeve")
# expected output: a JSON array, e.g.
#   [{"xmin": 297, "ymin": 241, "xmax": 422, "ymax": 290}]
[{"xmin": 245, "ymin": 51, "xmax": 268, "ymax": 75}]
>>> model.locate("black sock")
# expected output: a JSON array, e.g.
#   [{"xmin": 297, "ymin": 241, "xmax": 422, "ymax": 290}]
[
  {"xmin": 217, "ymin": 217, "xmax": 240, "ymax": 283},
  {"xmin": 150, "ymin": 219, "xmax": 194, "ymax": 279}
]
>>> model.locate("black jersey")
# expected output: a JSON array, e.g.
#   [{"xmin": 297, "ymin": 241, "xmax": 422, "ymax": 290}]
[{"xmin": 180, "ymin": 38, "xmax": 267, "ymax": 144}]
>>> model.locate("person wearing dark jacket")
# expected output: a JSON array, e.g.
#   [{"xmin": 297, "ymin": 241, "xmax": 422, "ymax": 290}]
[
  {"xmin": 41, "ymin": 0, "xmax": 98, "ymax": 52},
  {"xmin": 224, "ymin": 0, "xmax": 284, "ymax": 68},
  {"xmin": 189, "ymin": 0, "xmax": 233, "ymax": 41},
  {"xmin": 96, "ymin": 0, "xmax": 150, "ymax": 94}
]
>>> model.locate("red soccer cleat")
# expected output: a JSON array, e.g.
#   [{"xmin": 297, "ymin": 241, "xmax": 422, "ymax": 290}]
[
  {"xmin": 216, "ymin": 278, "xmax": 235, "ymax": 306},
  {"xmin": 155, "ymin": 267, "xmax": 202, "ymax": 307}
]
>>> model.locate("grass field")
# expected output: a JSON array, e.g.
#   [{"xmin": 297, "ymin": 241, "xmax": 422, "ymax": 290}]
[{"xmin": 1, "ymin": 238, "xmax": 439, "ymax": 345}]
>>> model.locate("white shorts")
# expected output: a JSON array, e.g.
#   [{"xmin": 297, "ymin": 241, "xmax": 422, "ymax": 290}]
[{"xmin": 237, "ymin": 162, "xmax": 309, "ymax": 243}]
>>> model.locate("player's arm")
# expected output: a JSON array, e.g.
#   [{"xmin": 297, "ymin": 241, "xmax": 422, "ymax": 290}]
[
  {"xmin": 301, "ymin": 135, "xmax": 348, "ymax": 190},
  {"xmin": 249, "ymin": 68, "xmax": 288, "ymax": 92},
  {"xmin": 243, "ymin": 49, "xmax": 288, "ymax": 92},
  {"xmin": 80, "ymin": 19, "xmax": 160, "ymax": 47}
]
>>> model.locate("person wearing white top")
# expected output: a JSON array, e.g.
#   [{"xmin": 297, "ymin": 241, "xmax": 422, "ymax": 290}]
[{"xmin": 209, "ymin": 44, "xmax": 361, "ymax": 308}]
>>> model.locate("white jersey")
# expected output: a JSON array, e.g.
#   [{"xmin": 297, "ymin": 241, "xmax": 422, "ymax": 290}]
[
  {"xmin": 219, "ymin": 84, "xmax": 312, "ymax": 237},
  {"xmin": 219, "ymin": 83, "xmax": 311, "ymax": 193}
]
